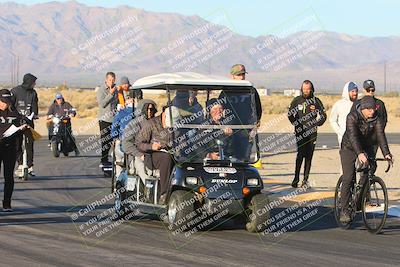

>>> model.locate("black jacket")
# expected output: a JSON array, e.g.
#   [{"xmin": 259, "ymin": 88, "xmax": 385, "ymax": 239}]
[
  {"xmin": 0, "ymin": 107, "xmax": 23, "ymax": 146},
  {"xmin": 341, "ymin": 107, "xmax": 390, "ymax": 157},
  {"xmin": 351, "ymin": 96, "xmax": 387, "ymax": 128},
  {"xmin": 11, "ymin": 74, "xmax": 39, "ymax": 118},
  {"xmin": 47, "ymin": 100, "xmax": 73, "ymax": 117},
  {"xmin": 288, "ymin": 91, "xmax": 326, "ymax": 136}
]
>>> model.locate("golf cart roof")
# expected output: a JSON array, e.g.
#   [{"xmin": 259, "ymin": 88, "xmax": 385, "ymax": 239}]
[{"xmin": 132, "ymin": 72, "xmax": 253, "ymax": 90}]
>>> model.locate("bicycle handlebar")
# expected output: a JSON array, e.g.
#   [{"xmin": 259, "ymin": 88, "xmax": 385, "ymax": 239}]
[{"xmin": 375, "ymin": 158, "xmax": 393, "ymax": 173}]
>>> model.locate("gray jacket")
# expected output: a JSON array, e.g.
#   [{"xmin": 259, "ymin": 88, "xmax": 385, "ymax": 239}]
[
  {"xmin": 97, "ymin": 83, "xmax": 118, "ymax": 123},
  {"xmin": 122, "ymin": 99, "xmax": 157, "ymax": 157}
]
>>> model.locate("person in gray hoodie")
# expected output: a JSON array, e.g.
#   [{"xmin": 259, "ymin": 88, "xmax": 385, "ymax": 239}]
[
  {"xmin": 329, "ymin": 81, "xmax": 359, "ymax": 146},
  {"xmin": 122, "ymin": 99, "xmax": 157, "ymax": 184},
  {"xmin": 97, "ymin": 72, "xmax": 118, "ymax": 167}
]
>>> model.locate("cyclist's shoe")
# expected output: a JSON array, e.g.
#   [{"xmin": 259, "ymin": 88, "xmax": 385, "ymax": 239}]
[
  {"xmin": 339, "ymin": 211, "xmax": 351, "ymax": 224},
  {"xmin": 28, "ymin": 167, "xmax": 36, "ymax": 177},
  {"xmin": 291, "ymin": 179, "xmax": 299, "ymax": 188}
]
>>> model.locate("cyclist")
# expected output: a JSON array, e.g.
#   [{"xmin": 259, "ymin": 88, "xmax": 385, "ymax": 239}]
[{"xmin": 339, "ymin": 95, "xmax": 392, "ymax": 223}]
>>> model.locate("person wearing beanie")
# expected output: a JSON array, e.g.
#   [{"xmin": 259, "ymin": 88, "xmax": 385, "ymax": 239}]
[
  {"xmin": 350, "ymin": 79, "xmax": 388, "ymax": 169},
  {"xmin": 330, "ymin": 81, "xmax": 359, "ymax": 146},
  {"xmin": 338, "ymin": 94, "xmax": 392, "ymax": 224},
  {"xmin": 288, "ymin": 80, "xmax": 327, "ymax": 188},
  {"xmin": 11, "ymin": 73, "xmax": 39, "ymax": 177}
]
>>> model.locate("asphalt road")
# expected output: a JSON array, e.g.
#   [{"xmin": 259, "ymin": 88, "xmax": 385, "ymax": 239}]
[{"xmin": 0, "ymin": 137, "xmax": 399, "ymax": 266}]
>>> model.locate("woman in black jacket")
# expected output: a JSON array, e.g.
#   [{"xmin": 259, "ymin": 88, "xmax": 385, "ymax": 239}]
[{"xmin": 0, "ymin": 89, "xmax": 28, "ymax": 211}]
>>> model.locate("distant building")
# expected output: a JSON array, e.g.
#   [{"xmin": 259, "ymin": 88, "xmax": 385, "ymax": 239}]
[
  {"xmin": 257, "ymin": 88, "xmax": 269, "ymax": 96},
  {"xmin": 283, "ymin": 89, "xmax": 301, "ymax": 97}
]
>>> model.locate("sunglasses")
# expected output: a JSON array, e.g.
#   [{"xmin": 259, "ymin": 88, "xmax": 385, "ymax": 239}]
[{"xmin": 366, "ymin": 88, "xmax": 375, "ymax": 92}]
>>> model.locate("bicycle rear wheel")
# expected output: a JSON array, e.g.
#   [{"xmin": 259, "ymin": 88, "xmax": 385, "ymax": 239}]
[
  {"xmin": 361, "ymin": 176, "xmax": 388, "ymax": 234},
  {"xmin": 334, "ymin": 176, "xmax": 353, "ymax": 229}
]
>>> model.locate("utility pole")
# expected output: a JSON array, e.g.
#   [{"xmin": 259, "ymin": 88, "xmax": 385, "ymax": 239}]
[{"xmin": 383, "ymin": 60, "xmax": 387, "ymax": 93}]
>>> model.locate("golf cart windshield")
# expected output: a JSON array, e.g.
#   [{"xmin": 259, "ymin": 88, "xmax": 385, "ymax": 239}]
[{"xmin": 166, "ymin": 87, "xmax": 259, "ymax": 164}]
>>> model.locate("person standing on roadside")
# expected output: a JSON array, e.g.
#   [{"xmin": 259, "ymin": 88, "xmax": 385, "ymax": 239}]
[
  {"xmin": 97, "ymin": 72, "xmax": 118, "ymax": 167},
  {"xmin": 351, "ymin": 79, "xmax": 387, "ymax": 162},
  {"xmin": 288, "ymin": 80, "xmax": 326, "ymax": 188},
  {"xmin": 11, "ymin": 73, "xmax": 38, "ymax": 177},
  {"xmin": 0, "ymin": 89, "xmax": 29, "ymax": 211},
  {"xmin": 330, "ymin": 82, "xmax": 359, "ymax": 146}
]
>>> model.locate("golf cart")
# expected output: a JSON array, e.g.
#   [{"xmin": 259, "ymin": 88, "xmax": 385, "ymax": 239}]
[{"xmin": 114, "ymin": 72, "xmax": 270, "ymax": 233}]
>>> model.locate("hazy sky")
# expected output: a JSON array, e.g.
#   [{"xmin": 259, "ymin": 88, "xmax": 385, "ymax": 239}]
[{"xmin": 8, "ymin": 0, "xmax": 400, "ymax": 37}]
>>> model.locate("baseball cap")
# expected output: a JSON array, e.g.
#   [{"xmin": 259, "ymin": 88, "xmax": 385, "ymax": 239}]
[
  {"xmin": 230, "ymin": 64, "xmax": 247, "ymax": 75},
  {"xmin": 363, "ymin": 80, "xmax": 375, "ymax": 90},
  {"xmin": 0, "ymin": 89, "xmax": 13, "ymax": 104},
  {"xmin": 55, "ymin": 93, "xmax": 63, "ymax": 99}
]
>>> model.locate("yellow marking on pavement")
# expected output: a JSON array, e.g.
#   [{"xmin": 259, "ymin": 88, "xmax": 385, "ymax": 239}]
[{"xmin": 287, "ymin": 191, "xmax": 334, "ymax": 202}]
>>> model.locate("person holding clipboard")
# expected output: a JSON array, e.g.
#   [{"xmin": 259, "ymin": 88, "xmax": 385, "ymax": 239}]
[{"xmin": 0, "ymin": 89, "xmax": 28, "ymax": 211}]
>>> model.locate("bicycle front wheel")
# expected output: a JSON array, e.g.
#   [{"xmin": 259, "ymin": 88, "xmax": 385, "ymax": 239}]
[{"xmin": 361, "ymin": 176, "xmax": 388, "ymax": 234}]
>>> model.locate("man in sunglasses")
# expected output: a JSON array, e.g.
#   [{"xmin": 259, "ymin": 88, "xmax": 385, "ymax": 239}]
[
  {"xmin": 351, "ymin": 80, "xmax": 387, "ymax": 128},
  {"xmin": 350, "ymin": 80, "xmax": 387, "ymax": 165}
]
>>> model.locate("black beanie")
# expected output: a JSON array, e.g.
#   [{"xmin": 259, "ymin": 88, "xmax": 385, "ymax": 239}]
[{"xmin": 360, "ymin": 96, "xmax": 376, "ymax": 110}]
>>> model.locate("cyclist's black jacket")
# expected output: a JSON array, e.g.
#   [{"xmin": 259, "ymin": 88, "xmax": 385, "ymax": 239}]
[{"xmin": 341, "ymin": 106, "xmax": 390, "ymax": 156}]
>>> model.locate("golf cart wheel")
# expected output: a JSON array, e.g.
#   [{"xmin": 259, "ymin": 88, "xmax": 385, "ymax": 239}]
[
  {"xmin": 245, "ymin": 193, "xmax": 270, "ymax": 233},
  {"xmin": 51, "ymin": 141, "xmax": 60, "ymax": 158},
  {"xmin": 167, "ymin": 190, "xmax": 195, "ymax": 232}
]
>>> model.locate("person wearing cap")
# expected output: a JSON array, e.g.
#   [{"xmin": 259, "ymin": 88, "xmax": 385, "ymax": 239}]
[
  {"xmin": 339, "ymin": 95, "xmax": 392, "ymax": 223},
  {"xmin": 330, "ymin": 81, "xmax": 359, "ymax": 146},
  {"xmin": 46, "ymin": 93, "xmax": 79, "ymax": 156},
  {"xmin": 11, "ymin": 73, "xmax": 39, "ymax": 177},
  {"xmin": 288, "ymin": 80, "xmax": 326, "ymax": 188},
  {"xmin": 350, "ymin": 79, "xmax": 388, "ymax": 166},
  {"xmin": 230, "ymin": 64, "xmax": 262, "ymax": 123},
  {"xmin": 351, "ymin": 80, "xmax": 387, "ymax": 127},
  {"xmin": 97, "ymin": 72, "xmax": 119, "ymax": 167},
  {"xmin": 0, "ymin": 89, "xmax": 29, "ymax": 211}
]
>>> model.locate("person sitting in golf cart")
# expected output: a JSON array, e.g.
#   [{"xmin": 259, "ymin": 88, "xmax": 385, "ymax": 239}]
[
  {"xmin": 135, "ymin": 105, "xmax": 173, "ymax": 205},
  {"xmin": 203, "ymin": 98, "xmax": 233, "ymax": 160},
  {"xmin": 122, "ymin": 99, "xmax": 157, "ymax": 182}
]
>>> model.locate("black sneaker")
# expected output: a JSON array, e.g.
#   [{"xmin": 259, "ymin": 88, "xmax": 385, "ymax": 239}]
[
  {"xmin": 301, "ymin": 180, "xmax": 311, "ymax": 188},
  {"xmin": 2, "ymin": 201, "xmax": 13, "ymax": 212},
  {"xmin": 291, "ymin": 180, "xmax": 298, "ymax": 188}
]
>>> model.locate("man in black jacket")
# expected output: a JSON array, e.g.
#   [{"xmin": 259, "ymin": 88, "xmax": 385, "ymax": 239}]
[
  {"xmin": 351, "ymin": 79, "xmax": 387, "ymax": 167},
  {"xmin": 288, "ymin": 80, "xmax": 326, "ymax": 188},
  {"xmin": 339, "ymin": 96, "xmax": 392, "ymax": 223},
  {"xmin": 11, "ymin": 73, "xmax": 38, "ymax": 177},
  {"xmin": 0, "ymin": 89, "xmax": 28, "ymax": 211}
]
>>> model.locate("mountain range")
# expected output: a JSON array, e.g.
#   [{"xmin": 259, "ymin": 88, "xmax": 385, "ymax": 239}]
[{"xmin": 1, "ymin": 1, "xmax": 399, "ymax": 91}]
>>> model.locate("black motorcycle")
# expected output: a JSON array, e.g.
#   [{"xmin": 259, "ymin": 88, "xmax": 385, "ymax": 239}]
[{"xmin": 48, "ymin": 109, "xmax": 77, "ymax": 157}]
